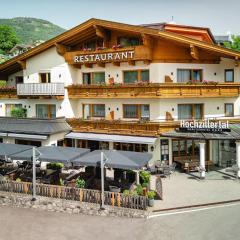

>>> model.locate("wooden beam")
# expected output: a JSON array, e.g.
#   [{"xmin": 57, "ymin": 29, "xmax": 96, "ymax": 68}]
[
  {"xmin": 141, "ymin": 34, "xmax": 153, "ymax": 48},
  {"xmin": 97, "ymin": 62, "xmax": 105, "ymax": 68},
  {"xmin": 128, "ymin": 60, "xmax": 135, "ymax": 66},
  {"xmin": 113, "ymin": 62, "xmax": 120, "ymax": 67},
  {"xmin": 93, "ymin": 25, "xmax": 110, "ymax": 48},
  {"xmin": 84, "ymin": 63, "xmax": 93, "ymax": 68},
  {"xmin": 55, "ymin": 43, "xmax": 67, "ymax": 55},
  {"xmin": 235, "ymin": 57, "xmax": 239, "ymax": 67},
  {"xmin": 190, "ymin": 45, "xmax": 199, "ymax": 60},
  {"xmin": 17, "ymin": 60, "xmax": 26, "ymax": 70}
]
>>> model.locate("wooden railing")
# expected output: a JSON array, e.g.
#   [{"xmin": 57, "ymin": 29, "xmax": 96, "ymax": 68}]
[
  {"xmin": 0, "ymin": 181, "xmax": 147, "ymax": 210},
  {"xmin": 67, "ymin": 118, "xmax": 179, "ymax": 136},
  {"xmin": 67, "ymin": 83, "xmax": 240, "ymax": 99},
  {"xmin": 0, "ymin": 87, "xmax": 17, "ymax": 99},
  {"xmin": 17, "ymin": 83, "xmax": 65, "ymax": 96}
]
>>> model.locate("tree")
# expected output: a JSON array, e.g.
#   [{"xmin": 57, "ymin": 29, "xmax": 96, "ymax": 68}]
[
  {"xmin": 224, "ymin": 35, "xmax": 240, "ymax": 52},
  {"xmin": 0, "ymin": 25, "xmax": 19, "ymax": 54}
]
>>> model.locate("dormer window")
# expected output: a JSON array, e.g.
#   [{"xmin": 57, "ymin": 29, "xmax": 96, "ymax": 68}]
[{"xmin": 118, "ymin": 37, "xmax": 142, "ymax": 47}]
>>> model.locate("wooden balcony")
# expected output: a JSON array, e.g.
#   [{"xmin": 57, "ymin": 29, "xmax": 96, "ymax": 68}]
[
  {"xmin": 17, "ymin": 83, "xmax": 65, "ymax": 98},
  {"xmin": 67, "ymin": 83, "xmax": 240, "ymax": 99},
  {"xmin": 0, "ymin": 87, "xmax": 17, "ymax": 99},
  {"xmin": 64, "ymin": 45, "xmax": 152, "ymax": 66},
  {"xmin": 67, "ymin": 118, "xmax": 180, "ymax": 137}
]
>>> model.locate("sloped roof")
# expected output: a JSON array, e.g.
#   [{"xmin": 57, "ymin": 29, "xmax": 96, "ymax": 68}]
[
  {"xmin": 0, "ymin": 117, "xmax": 71, "ymax": 135},
  {"xmin": 0, "ymin": 18, "xmax": 240, "ymax": 75}
]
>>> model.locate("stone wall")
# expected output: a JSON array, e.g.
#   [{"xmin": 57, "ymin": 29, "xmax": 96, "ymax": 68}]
[{"xmin": 0, "ymin": 191, "xmax": 148, "ymax": 218}]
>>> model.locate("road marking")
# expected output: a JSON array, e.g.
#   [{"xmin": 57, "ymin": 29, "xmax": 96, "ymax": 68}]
[{"xmin": 148, "ymin": 202, "xmax": 240, "ymax": 219}]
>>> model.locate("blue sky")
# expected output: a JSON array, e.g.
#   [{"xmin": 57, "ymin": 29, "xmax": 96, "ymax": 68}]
[{"xmin": 1, "ymin": 0, "xmax": 240, "ymax": 34}]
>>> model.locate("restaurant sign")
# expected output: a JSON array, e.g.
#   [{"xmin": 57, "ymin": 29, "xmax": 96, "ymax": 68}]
[
  {"xmin": 74, "ymin": 51, "xmax": 135, "ymax": 63},
  {"xmin": 179, "ymin": 120, "xmax": 230, "ymax": 133}
]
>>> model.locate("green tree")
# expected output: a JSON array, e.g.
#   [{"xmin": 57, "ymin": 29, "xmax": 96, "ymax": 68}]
[
  {"xmin": 0, "ymin": 25, "xmax": 19, "ymax": 54},
  {"xmin": 224, "ymin": 35, "xmax": 240, "ymax": 52}
]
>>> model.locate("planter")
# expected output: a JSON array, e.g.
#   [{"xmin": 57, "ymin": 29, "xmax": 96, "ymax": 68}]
[
  {"xmin": 148, "ymin": 198, "xmax": 154, "ymax": 207},
  {"xmin": 109, "ymin": 185, "xmax": 121, "ymax": 193}
]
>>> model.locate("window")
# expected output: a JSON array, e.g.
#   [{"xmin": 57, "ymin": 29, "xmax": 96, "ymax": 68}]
[
  {"xmin": 118, "ymin": 37, "xmax": 141, "ymax": 47},
  {"xmin": 225, "ymin": 103, "xmax": 234, "ymax": 117},
  {"xmin": 123, "ymin": 104, "xmax": 150, "ymax": 120},
  {"xmin": 39, "ymin": 72, "xmax": 51, "ymax": 83},
  {"xmin": 15, "ymin": 76, "xmax": 23, "ymax": 84},
  {"xmin": 114, "ymin": 142, "xmax": 148, "ymax": 152},
  {"xmin": 177, "ymin": 69, "xmax": 202, "ymax": 83},
  {"xmin": 225, "ymin": 69, "xmax": 234, "ymax": 82},
  {"xmin": 178, "ymin": 104, "xmax": 203, "ymax": 120},
  {"xmin": 83, "ymin": 72, "xmax": 105, "ymax": 85},
  {"xmin": 82, "ymin": 39, "xmax": 103, "ymax": 50},
  {"xmin": 36, "ymin": 104, "xmax": 56, "ymax": 119},
  {"xmin": 83, "ymin": 104, "xmax": 105, "ymax": 119},
  {"xmin": 123, "ymin": 70, "xmax": 149, "ymax": 84},
  {"xmin": 5, "ymin": 104, "xmax": 22, "ymax": 117}
]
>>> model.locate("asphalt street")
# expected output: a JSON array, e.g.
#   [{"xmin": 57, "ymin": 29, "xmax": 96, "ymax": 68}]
[{"xmin": 0, "ymin": 203, "xmax": 240, "ymax": 240}]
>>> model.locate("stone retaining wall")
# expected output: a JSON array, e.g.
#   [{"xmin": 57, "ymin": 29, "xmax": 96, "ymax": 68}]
[{"xmin": 0, "ymin": 191, "xmax": 147, "ymax": 218}]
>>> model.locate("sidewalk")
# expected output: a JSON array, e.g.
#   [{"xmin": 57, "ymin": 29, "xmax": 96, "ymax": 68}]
[{"xmin": 153, "ymin": 170, "xmax": 240, "ymax": 211}]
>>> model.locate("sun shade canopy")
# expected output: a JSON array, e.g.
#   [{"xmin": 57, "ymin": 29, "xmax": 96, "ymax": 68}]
[
  {"xmin": 10, "ymin": 146, "xmax": 90, "ymax": 166},
  {"xmin": 72, "ymin": 150, "xmax": 152, "ymax": 170},
  {"xmin": 0, "ymin": 143, "xmax": 33, "ymax": 160},
  {"xmin": 65, "ymin": 132, "xmax": 157, "ymax": 144}
]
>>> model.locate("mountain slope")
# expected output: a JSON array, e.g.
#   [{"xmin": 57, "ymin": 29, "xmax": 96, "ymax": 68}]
[{"xmin": 0, "ymin": 17, "xmax": 66, "ymax": 44}]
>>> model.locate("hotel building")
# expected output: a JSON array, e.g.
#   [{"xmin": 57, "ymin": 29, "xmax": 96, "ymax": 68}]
[{"xmin": 0, "ymin": 18, "xmax": 240, "ymax": 177}]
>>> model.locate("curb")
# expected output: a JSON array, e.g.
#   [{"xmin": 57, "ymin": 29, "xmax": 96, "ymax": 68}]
[{"xmin": 151, "ymin": 198, "xmax": 240, "ymax": 213}]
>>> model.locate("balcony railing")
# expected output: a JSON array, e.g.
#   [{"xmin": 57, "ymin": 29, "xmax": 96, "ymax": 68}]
[
  {"xmin": 67, "ymin": 118, "xmax": 180, "ymax": 136},
  {"xmin": 0, "ymin": 87, "xmax": 17, "ymax": 99},
  {"xmin": 66, "ymin": 83, "xmax": 240, "ymax": 99},
  {"xmin": 67, "ymin": 118, "xmax": 240, "ymax": 137},
  {"xmin": 17, "ymin": 83, "xmax": 65, "ymax": 96}
]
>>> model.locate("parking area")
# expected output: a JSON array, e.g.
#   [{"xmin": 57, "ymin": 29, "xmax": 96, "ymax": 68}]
[{"xmin": 153, "ymin": 170, "xmax": 240, "ymax": 210}]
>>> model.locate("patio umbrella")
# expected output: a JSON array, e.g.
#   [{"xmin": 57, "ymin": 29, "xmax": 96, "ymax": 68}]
[
  {"xmin": 0, "ymin": 143, "xmax": 33, "ymax": 160},
  {"xmin": 10, "ymin": 146, "xmax": 90, "ymax": 166},
  {"xmin": 72, "ymin": 150, "xmax": 152, "ymax": 170}
]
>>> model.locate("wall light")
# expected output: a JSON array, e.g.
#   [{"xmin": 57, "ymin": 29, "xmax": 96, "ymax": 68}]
[{"xmin": 172, "ymin": 108, "xmax": 174, "ymax": 111}]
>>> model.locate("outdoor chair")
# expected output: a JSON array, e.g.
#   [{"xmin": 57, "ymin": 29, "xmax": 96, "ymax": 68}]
[
  {"xmin": 160, "ymin": 167, "xmax": 171, "ymax": 178},
  {"xmin": 170, "ymin": 162, "xmax": 177, "ymax": 173},
  {"xmin": 147, "ymin": 164, "xmax": 157, "ymax": 174}
]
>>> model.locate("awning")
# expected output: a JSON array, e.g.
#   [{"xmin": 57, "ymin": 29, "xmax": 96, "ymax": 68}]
[
  {"xmin": 161, "ymin": 123, "xmax": 240, "ymax": 140},
  {"xmin": 0, "ymin": 143, "xmax": 33, "ymax": 160},
  {"xmin": 8, "ymin": 133, "xmax": 48, "ymax": 140},
  {"xmin": 10, "ymin": 146, "xmax": 90, "ymax": 166},
  {"xmin": 65, "ymin": 132, "xmax": 157, "ymax": 145},
  {"xmin": 72, "ymin": 150, "xmax": 152, "ymax": 170}
]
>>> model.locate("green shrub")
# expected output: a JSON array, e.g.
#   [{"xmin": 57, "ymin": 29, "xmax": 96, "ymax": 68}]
[
  {"xmin": 147, "ymin": 191, "xmax": 156, "ymax": 200},
  {"xmin": 59, "ymin": 178, "xmax": 64, "ymax": 186},
  {"xmin": 75, "ymin": 177, "xmax": 85, "ymax": 188},
  {"xmin": 139, "ymin": 171, "xmax": 151, "ymax": 184},
  {"xmin": 123, "ymin": 190, "xmax": 130, "ymax": 196},
  {"xmin": 11, "ymin": 108, "xmax": 27, "ymax": 118},
  {"xmin": 16, "ymin": 178, "xmax": 21, "ymax": 182},
  {"xmin": 142, "ymin": 182, "xmax": 149, "ymax": 188},
  {"xmin": 136, "ymin": 184, "xmax": 143, "ymax": 196},
  {"xmin": 47, "ymin": 163, "xmax": 64, "ymax": 170}
]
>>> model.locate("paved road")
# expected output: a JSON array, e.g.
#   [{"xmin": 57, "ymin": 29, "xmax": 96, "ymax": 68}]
[{"xmin": 0, "ymin": 204, "xmax": 240, "ymax": 240}]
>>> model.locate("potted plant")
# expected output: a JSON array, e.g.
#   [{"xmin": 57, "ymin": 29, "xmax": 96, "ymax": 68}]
[
  {"xmin": 75, "ymin": 177, "xmax": 85, "ymax": 188},
  {"xmin": 147, "ymin": 191, "xmax": 156, "ymax": 207}
]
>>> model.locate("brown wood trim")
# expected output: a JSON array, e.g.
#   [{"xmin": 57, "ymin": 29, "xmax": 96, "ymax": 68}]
[
  {"xmin": 224, "ymin": 69, "xmax": 234, "ymax": 83},
  {"xmin": 224, "ymin": 103, "xmax": 234, "ymax": 117}
]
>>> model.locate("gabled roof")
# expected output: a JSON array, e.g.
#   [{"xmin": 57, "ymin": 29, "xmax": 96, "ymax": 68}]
[{"xmin": 0, "ymin": 18, "xmax": 240, "ymax": 76}]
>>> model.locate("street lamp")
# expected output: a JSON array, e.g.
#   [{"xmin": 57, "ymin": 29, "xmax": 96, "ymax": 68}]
[
  {"xmin": 100, "ymin": 151, "xmax": 109, "ymax": 210},
  {"xmin": 32, "ymin": 147, "xmax": 41, "ymax": 201}
]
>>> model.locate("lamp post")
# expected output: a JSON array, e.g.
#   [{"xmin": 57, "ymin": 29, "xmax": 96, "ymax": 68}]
[
  {"xmin": 100, "ymin": 151, "xmax": 108, "ymax": 210},
  {"xmin": 32, "ymin": 147, "xmax": 41, "ymax": 201}
]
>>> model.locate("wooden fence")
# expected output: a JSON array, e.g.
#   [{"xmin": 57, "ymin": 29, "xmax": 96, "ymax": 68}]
[{"xmin": 0, "ymin": 181, "xmax": 147, "ymax": 210}]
